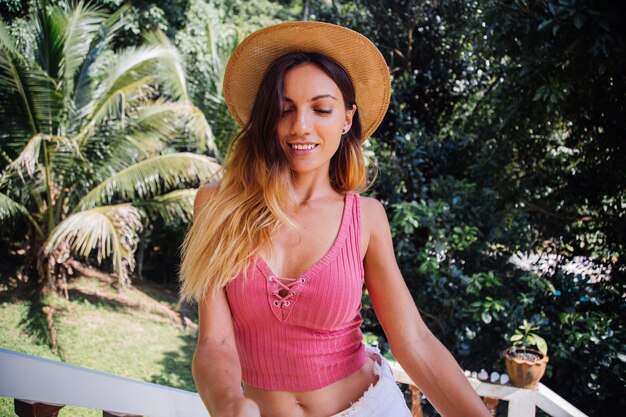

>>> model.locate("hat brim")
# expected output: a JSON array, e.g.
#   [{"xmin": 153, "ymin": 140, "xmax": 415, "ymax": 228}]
[{"xmin": 223, "ymin": 21, "xmax": 390, "ymax": 141}]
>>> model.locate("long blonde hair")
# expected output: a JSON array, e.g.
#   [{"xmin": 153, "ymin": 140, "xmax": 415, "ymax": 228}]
[{"xmin": 179, "ymin": 52, "xmax": 372, "ymax": 302}]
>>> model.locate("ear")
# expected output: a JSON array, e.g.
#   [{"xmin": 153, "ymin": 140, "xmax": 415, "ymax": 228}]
[{"xmin": 343, "ymin": 104, "xmax": 357, "ymax": 133}]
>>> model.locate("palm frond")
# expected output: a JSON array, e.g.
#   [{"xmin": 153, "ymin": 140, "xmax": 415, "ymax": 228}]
[
  {"xmin": 0, "ymin": 162, "xmax": 47, "ymax": 210},
  {"xmin": 58, "ymin": 1, "xmax": 108, "ymax": 103},
  {"xmin": 44, "ymin": 204, "xmax": 142, "ymax": 286},
  {"xmin": 0, "ymin": 21, "xmax": 62, "ymax": 136},
  {"xmin": 74, "ymin": 99, "xmax": 190, "ymax": 189},
  {"xmin": 186, "ymin": 103, "xmax": 217, "ymax": 155},
  {"xmin": 73, "ymin": 5, "xmax": 129, "ymax": 124},
  {"xmin": 143, "ymin": 30, "xmax": 188, "ymax": 101},
  {"xmin": 75, "ymin": 74, "xmax": 156, "ymax": 143},
  {"xmin": 34, "ymin": 2, "xmax": 64, "ymax": 80},
  {"xmin": 127, "ymin": 99, "xmax": 217, "ymax": 154},
  {"xmin": 81, "ymin": 133, "xmax": 165, "ymax": 187},
  {"xmin": 78, "ymin": 100, "xmax": 191, "ymax": 180},
  {"xmin": 45, "ymin": 132, "xmax": 85, "ymax": 181},
  {"xmin": 74, "ymin": 153, "xmax": 221, "ymax": 211},
  {"xmin": 77, "ymin": 44, "xmax": 184, "ymax": 127},
  {"xmin": 3, "ymin": 133, "xmax": 43, "ymax": 181},
  {"xmin": 0, "ymin": 191, "xmax": 44, "ymax": 237},
  {"xmin": 135, "ymin": 188, "xmax": 196, "ymax": 223},
  {"xmin": 128, "ymin": 99, "xmax": 188, "ymax": 137}
]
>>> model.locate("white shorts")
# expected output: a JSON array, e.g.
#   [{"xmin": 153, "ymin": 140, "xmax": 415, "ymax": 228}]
[{"xmin": 330, "ymin": 347, "xmax": 412, "ymax": 417}]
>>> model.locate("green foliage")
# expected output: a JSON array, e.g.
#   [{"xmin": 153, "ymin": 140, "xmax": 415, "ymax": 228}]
[
  {"xmin": 480, "ymin": 0, "xmax": 626, "ymax": 259},
  {"xmin": 510, "ymin": 320, "xmax": 548, "ymax": 356},
  {"xmin": 0, "ymin": 1, "xmax": 220, "ymax": 291}
]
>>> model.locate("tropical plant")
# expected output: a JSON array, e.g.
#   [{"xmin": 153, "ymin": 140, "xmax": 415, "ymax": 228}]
[
  {"xmin": 0, "ymin": 1, "xmax": 220, "ymax": 294},
  {"xmin": 510, "ymin": 320, "xmax": 548, "ymax": 356}
]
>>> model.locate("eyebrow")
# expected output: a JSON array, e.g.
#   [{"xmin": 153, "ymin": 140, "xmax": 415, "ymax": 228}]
[{"xmin": 283, "ymin": 94, "xmax": 338, "ymax": 103}]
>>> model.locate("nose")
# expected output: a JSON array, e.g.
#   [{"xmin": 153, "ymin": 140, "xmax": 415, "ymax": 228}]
[{"xmin": 290, "ymin": 109, "xmax": 311, "ymax": 136}]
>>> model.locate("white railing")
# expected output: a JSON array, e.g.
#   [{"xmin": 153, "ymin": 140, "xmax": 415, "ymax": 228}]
[
  {"xmin": 1, "ymin": 347, "xmax": 589, "ymax": 417},
  {"xmin": 388, "ymin": 361, "xmax": 589, "ymax": 417},
  {"xmin": 0, "ymin": 348, "xmax": 208, "ymax": 417}
]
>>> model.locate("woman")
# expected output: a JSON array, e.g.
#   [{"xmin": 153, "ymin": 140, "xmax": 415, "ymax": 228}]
[{"xmin": 180, "ymin": 21, "xmax": 491, "ymax": 417}]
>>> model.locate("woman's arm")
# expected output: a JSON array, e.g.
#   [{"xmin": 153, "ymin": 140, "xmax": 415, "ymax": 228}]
[
  {"xmin": 193, "ymin": 290, "xmax": 259, "ymax": 417},
  {"xmin": 191, "ymin": 185, "xmax": 260, "ymax": 417},
  {"xmin": 361, "ymin": 197, "xmax": 491, "ymax": 417}
]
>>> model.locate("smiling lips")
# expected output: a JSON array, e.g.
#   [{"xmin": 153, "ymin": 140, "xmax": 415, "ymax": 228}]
[{"xmin": 289, "ymin": 143, "xmax": 319, "ymax": 153}]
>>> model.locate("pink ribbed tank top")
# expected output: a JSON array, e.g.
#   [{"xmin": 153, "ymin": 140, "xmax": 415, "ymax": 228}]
[{"xmin": 225, "ymin": 193, "xmax": 368, "ymax": 391}]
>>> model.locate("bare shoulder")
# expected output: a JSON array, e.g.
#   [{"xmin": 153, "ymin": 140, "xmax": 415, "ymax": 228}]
[
  {"xmin": 360, "ymin": 195, "xmax": 388, "ymax": 226},
  {"xmin": 359, "ymin": 196, "xmax": 391, "ymax": 254},
  {"xmin": 194, "ymin": 181, "xmax": 221, "ymax": 217}
]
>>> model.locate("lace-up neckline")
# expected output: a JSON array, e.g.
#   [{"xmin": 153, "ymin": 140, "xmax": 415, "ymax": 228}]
[
  {"xmin": 257, "ymin": 193, "xmax": 353, "ymax": 321},
  {"xmin": 269, "ymin": 276, "xmax": 302, "ymax": 307}
]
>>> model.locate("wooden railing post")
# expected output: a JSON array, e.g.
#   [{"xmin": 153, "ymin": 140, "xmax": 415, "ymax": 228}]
[
  {"xmin": 409, "ymin": 384, "xmax": 423, "ymax": 417},
  {"xmin": 484, "ymin": 397, "xmax": 499, "ymax": 416},
  {"xmin": 14, "ymin": 399, "xmax": 64, "ymax": 417}
]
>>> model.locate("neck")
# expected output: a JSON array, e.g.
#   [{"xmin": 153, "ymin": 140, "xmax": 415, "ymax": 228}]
[{"xmin": 289, "ymin": 170, "xmax": 338, "ymax": 205}]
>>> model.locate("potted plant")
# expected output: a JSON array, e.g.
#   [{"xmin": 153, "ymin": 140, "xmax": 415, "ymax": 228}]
[{"xmin": 503, "ymin": 320, "xmax": 549, "ymax": 389}]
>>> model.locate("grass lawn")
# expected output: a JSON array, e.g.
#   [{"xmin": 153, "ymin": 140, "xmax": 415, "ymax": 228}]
[{"xmin": 0, "ymin": 275, "xmax": 199, "ymax": 417}]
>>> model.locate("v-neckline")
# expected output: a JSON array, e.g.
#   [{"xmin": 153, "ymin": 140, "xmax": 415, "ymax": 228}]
[{"xmin": 257, "ymin": 193, "xmax": 353, "ymax": 282}]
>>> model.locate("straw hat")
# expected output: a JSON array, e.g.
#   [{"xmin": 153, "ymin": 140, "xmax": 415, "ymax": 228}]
[{"xmin": 223, "ymin": 21, "xmax": 391, "ymax": 141}]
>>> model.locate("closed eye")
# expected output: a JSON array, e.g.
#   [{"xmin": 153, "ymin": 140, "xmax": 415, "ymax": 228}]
[{"xmin": 315, "ymin": 109, "xmax": 332, "ymax": 114}]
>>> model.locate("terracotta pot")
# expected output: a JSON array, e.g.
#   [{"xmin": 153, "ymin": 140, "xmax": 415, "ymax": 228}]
[{"xmin": 503, "ymin": 347, "xmax": 549, "ymax": 389}]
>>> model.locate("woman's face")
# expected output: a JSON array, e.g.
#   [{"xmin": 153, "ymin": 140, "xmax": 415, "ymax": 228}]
[{"xmin": 276, "ymin": 63, "xmax": 356, "ymax": 177}]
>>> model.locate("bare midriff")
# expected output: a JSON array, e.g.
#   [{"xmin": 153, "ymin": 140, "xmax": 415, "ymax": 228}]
[{"xmin": 243, "ymin": 357, "xmax": 378, "ymax": 417}]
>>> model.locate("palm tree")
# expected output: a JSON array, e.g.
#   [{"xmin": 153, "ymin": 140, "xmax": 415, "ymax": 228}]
[{"xmin": 0, "ymin": 1, "xmax": 220, "ymax": 295}]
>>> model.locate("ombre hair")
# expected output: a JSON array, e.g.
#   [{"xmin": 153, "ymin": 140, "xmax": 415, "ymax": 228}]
[{"xmin": 179, "ymin": 52, "xmax": 374, "ymax": 301}]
